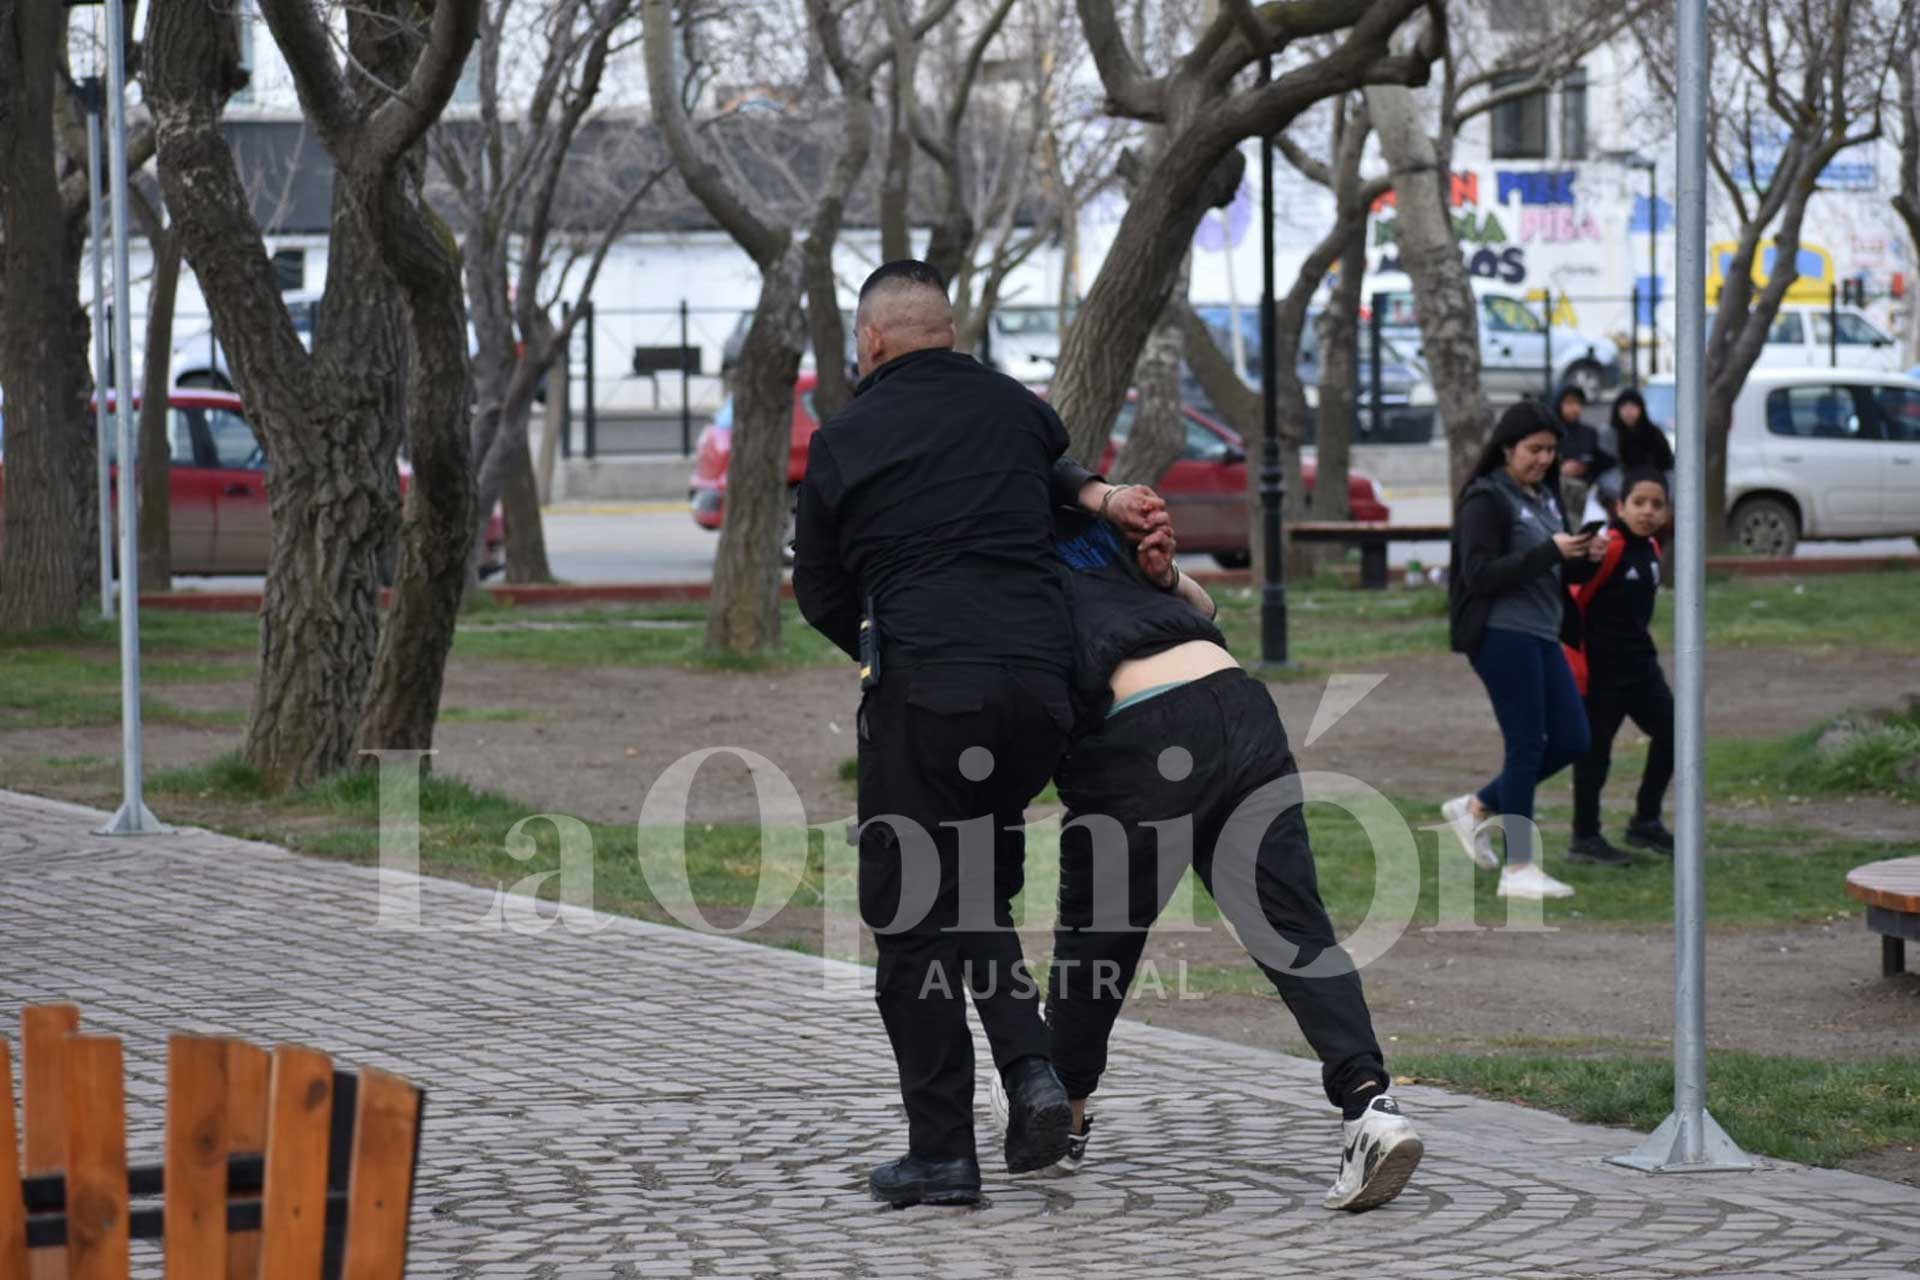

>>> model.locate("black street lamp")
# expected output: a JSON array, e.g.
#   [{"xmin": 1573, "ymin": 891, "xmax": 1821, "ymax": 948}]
[{"xmin": 1257, "ymin": 54, "xmax": 1289, "ymax": 668}]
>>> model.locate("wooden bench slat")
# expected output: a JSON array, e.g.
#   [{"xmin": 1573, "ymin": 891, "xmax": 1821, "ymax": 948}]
[
  {"xmin": 165, "ymin": 1036, "xmax": 230, "ymax": 1277},
  {"xmin": 0, "ymin": 1040, "xmax": 30, "ymax": 1277},
  {"xmin": 340, "ymin": 1069, "xmax": 421, "ymax": 1280},
  {"xmin": 61, "ymin": 1035, "xmax": 129, "ymax": 1280},
  {"xmin": 1844, "ymin": 856, "xmax": 1920, "ymax": 914},
  {"xmin": 226, "ymin": 1040, "xmax": 272, "ymax": 1280},
  {"xmin": 24, "ymin": 1005, "xmax": 80, "ymax": 1280},
  {"xmin": 259, "ymin": 1045, "xmax": 334, "ymax": 1280}
]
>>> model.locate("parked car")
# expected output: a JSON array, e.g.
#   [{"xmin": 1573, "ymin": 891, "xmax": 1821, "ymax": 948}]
[
  {"xmin": 0, "ymin": 389, "xmax": 505, "ymax": 577},
  {"xmin": 1640, "ymin": 370, "xmax": 1920, "ymax": 555},
  {"xmin": 1190, "ymin": 303, "xmax": 1440, "ymax": 443},
  {"xmin": 172, "ymin": 291, "xmax": 485, "ymax": 389},
  {"xmin": 1368, "ymin": 275, "xmax": 1621, "ymax": 401},
  {"xmin": 171, "ymin": 291, "xmax": 320, "ymax": 388},
  {"xmin": 981, "ymin": 305, "xmax": 1074, "ymax": 385},
  {"xmin": 687, "ymin": 374, "xmax": 1390, "ymax": 567},
  {"xmin": 1747, "ymin": 304, "xmax": 1904, "ymax": 372}
]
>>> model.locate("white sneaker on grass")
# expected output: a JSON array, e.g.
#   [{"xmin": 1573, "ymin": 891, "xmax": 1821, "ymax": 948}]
[
  {"xmin": 1324, "ymin": 1095, "xmax": 1424, "ymax": 1212},
  {"xmin": 1441, "ymin": 795, "xmax": 1500, "ymax": 871},
  {"xmin": 987, "ymin": 1069, "xmax": 1090, "ymax": 1175},
  {"xmin": 1497, "ymin": 862, "xmax": 1575, "ymax": 900}
]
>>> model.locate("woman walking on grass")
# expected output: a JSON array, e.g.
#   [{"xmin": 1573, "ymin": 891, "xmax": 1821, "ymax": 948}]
[{"xmin": 1441, "ymin": 402, "xmax": 1608, "ymax": 901}]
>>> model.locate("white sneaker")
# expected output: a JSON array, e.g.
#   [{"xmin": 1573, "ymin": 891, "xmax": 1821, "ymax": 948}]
[
  {"xmin": 1441, "ymin": 795, "xmax": 1500, "ymax": 871},
  {"xmin": 1324, "ymin": 1095, "xmax": 1424, "ymax": 1212},
  {"xmin": 1497, "ymin": 863, "xmax": 1575, "ymax": 900},
  {"xmin": 986, "ymin": 1070, "xmax": 1090, "ymax": 1175}
]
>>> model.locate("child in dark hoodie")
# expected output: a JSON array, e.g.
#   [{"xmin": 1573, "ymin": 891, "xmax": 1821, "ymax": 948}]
[{"xmin": 1567, "ymin": 468, "xmax": 1677, "ymax": 864}]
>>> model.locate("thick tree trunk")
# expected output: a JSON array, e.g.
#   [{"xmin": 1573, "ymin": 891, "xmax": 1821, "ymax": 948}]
[
  {"xmin": 1052, "ymin": 147, "xmax": 1244, "ymax": 463},
  {"xmin": 1111, "ymin": 253, "xmax": 1189, "ymax": 487},
  {"xmin": 355, "ymin": 173, "xmax": 476, "ymax": 755},
  {"xmin": 1366, "ymin": 83, "xmax": 1487, "ymax": 497},
  {"xmin": 138, "ymin": 227, "xmax": 183, "ymax": 590},
  {"xmin": 803, "ymin": 232, "xmax": 855, "ymax": 421},
  {"xmin": 706, "ymin": 245, "xmax": 806, "ymax": 656},
  {"xmin": 0, "ymin": 0, "xmax": 93, "ymax": 631}
]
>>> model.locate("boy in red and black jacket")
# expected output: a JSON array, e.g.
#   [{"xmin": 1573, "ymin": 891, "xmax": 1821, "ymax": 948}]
[{"xmin": 1566, "ymin": 468, "xmax": 1677, "ymax": 865}]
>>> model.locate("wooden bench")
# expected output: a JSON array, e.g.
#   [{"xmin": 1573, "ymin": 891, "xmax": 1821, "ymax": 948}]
[
  {"xmin": 1288, "ymin": 521, "xmax": 1454, "ymax": 590},
  {"xmin": 1844, "ymin": 856, "xmax": 1920, "ymax": 977},
  {"xmin": 1, "ymin": 1004, "xmax": 424, "ymax": 1279}
]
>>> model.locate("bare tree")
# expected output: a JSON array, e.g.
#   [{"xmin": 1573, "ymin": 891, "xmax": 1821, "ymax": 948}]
[
  {"xmin": 130, "ymin": 185, "xmax": 181, "ymax": 589},
  {"xmin": 640, "ymin": 0, "xmax": 956, "ymax": 656},
  {"xmin": 1052, "ymin": 0, "xmax": 1438, "ymax": 465},
  {"xmin": 1640, "ymin": 0, "xmax": 1912, "ymax": 547},
  {"xmin": 0, "ymin": 4, "xmax": 158, "ymax": 631},
  {"xmin": 430, "ymin": 0, "xmax": 670, "ymax": 584},
  {"xmin": 1177, "ymin": 93, "xmax": 1384, "ymax": 568},
  {"xmin": 145, "ymin": 0, "xmax": 481, "ymax": 790}
]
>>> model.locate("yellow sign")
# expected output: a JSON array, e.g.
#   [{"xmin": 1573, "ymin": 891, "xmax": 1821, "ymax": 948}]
[{"xmin": 1706, "ymin": 240, "xmax": 1834, "ymax": 305}]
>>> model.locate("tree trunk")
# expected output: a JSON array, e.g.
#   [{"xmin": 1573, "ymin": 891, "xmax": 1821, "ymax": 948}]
[
  {"xmin": 706, "ymin": 244, "xmax": 807, "ymax": 656},
  {"xmin": 354, "ymin": 168, "xmax": 477, "ymax": 755},
  {"xmin": 1315, "ymin": 225, "xmax": 1365, "ymax": 524},
  {"xmin": 497, "ymin": 434, "xmax": 550, "ymax": 583},
  {"xmin": 1051, "ymin": 147, "xmax": 1245, "ymax": 463},
  {"xmin": 1111, "ymin": 253, "xmax": 1189, "ymax": 487},
  {"xmin": 0, "ymin": 0, "xmax": 93, "ymax": 631},
  {"xmin": 138, "ymin": 227, "xmax": 183, "ymax": 590},
  {"xmin": 1366, "ymin": 83, "xmax": 1487, "ymax": 497}
]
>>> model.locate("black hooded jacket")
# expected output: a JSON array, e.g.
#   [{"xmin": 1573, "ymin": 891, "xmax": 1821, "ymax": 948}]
[{"xmin": 1609, "ymin": 390, "xmax": 1676, "ymax": 475}]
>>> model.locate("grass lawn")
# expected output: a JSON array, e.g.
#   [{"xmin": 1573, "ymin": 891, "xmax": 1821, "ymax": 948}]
[
  {"xmin": 141, "ymin": 756, "xmax": 1887, "ymax": 936},
  {"xmin": 1391, "ymin": 1050, "xmax": 1920, "ymax": 1168}
]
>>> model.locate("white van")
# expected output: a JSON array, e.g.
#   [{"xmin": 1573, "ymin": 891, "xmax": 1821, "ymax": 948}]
[
  {"xmin": 1368, "ymin": 275, "xmax": 1621, "ymax": 401},
  {"xmin": 1641, "ymin": 369, "xmax": 1920, "ymax": 555},
  {"xmin": 1751, "ymin": 305, "xmax": 1903, "ymax": 373}
]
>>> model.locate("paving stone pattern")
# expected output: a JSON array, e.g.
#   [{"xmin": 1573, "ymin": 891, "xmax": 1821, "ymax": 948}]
[{"xmin": 2, "ymin": 790, "xmax": 1916, "ymax": 1278}]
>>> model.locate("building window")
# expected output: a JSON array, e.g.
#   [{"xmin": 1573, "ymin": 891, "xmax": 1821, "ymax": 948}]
[
  {"xmin": 1560, "ymin": 68, "xmax": 1588, "ymax": 161},
  {"xmin": 1490, "ymin": 73, "xmax": 1548, "ymax": 160},
  {"xmin": 271, "ymin": 248, "xmax": 305, "ymax": 292}
]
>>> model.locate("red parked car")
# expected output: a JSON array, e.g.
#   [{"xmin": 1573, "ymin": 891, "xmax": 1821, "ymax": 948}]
[
  {"xmin": 0, "ymin": 389, "xmax": 504, "ymax": 577},
  {"xmin": 687, "ymin": 375, "xmax": 1390, "ymax": 566}
]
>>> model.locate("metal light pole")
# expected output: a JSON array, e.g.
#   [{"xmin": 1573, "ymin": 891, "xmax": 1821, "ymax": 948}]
[
  {"xmin": 82, "ymin": 76, "xmax": 114, "ymax": 621},
  {"xmin": 1646, "ymin": 159, "xmax": 1659, "ymax": 377},
  {"xmin": 1610, "ymin": 0, "xmax": 1751, "ymax": 1174},
  {"xmin": 97, "ymin": 0, "xmax": 162, "ymax": 837},
  {"xmin": 1257, "ymin": 55, "xmax": 1289, "ymax": 667}
]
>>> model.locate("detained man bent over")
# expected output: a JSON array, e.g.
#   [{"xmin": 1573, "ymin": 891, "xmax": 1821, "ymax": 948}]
[{"xmin": 989, "ymin": 507, "xmax": 1424, "ymax": 1212}]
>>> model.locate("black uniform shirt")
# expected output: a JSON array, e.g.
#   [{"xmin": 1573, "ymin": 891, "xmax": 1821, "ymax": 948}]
[{"xmin": 794, "ymin": 348, "xmax": 1094, "ymax": 676}]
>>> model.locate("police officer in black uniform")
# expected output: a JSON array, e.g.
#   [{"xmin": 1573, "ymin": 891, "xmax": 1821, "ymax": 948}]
[{"xmin": 793, "ymin": 260, "xmax": 1166, "ymax": 1207}]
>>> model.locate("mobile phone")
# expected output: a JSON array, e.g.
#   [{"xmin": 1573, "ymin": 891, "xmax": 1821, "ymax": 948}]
[{"xmin": 1578, "ymin": 520, "xmax": 1606, "ymax": 537}]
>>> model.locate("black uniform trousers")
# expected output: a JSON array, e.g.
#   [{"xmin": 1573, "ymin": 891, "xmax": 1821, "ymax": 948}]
[
  {"xmin": 1572, "ymin": 661, "xmax": 1675, "ymax": 839},
  {"xmin": 856, "ymin": 662, "xmax": 1072, "ymax": 1160},
  {"xmin": 1047, "ymin": 669, "xmax": 1387, "ymax": 1109}
]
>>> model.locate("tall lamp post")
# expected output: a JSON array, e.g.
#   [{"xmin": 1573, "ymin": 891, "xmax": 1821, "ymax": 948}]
[
  {"xmin": 1627, "ymin": 153, "xmax": 1659, "ymax": 377},
  {"xmin": 1257, "ymin": 55, "xmax": 1289, "ymax": 667}
]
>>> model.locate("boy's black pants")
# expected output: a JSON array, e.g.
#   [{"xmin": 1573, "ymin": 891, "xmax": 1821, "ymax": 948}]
[
  {"xmin": 1572, "ymin": 663, "xmax": 1675, "ymax": 839},
  {"xmin": 1047, "ymin": 669, "xmax": 1387, "ymax": 1109},
  {"xmin": 856, "ymin": 664, "xmax": 1072, "ymax": 1160}
]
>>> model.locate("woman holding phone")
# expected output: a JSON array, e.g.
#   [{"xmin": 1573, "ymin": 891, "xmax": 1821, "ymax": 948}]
[{"xmin": 1441, "ymin": 402, "xmax": 1608, "ymax": 901}]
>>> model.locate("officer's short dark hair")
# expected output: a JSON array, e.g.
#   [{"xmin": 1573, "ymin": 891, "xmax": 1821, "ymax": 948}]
[{"xmin": 858, "ymin": 259, "xmax": 949, "ymax": 304}]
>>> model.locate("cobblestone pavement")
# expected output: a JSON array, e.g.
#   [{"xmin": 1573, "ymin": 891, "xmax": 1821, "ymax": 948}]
[{"xmin": 2, "ymin": 789, "xmax": 1916, "ymax": 1279}]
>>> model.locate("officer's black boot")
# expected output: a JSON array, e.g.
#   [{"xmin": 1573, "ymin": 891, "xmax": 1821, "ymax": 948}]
[
  {"xmin": 1001, "ymin": 1055, "xmax": 1074, "ymax": 1173},
  {"xmin": 868, "ymin": 1153, "xmax": 982, "ymax": 1208}
]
